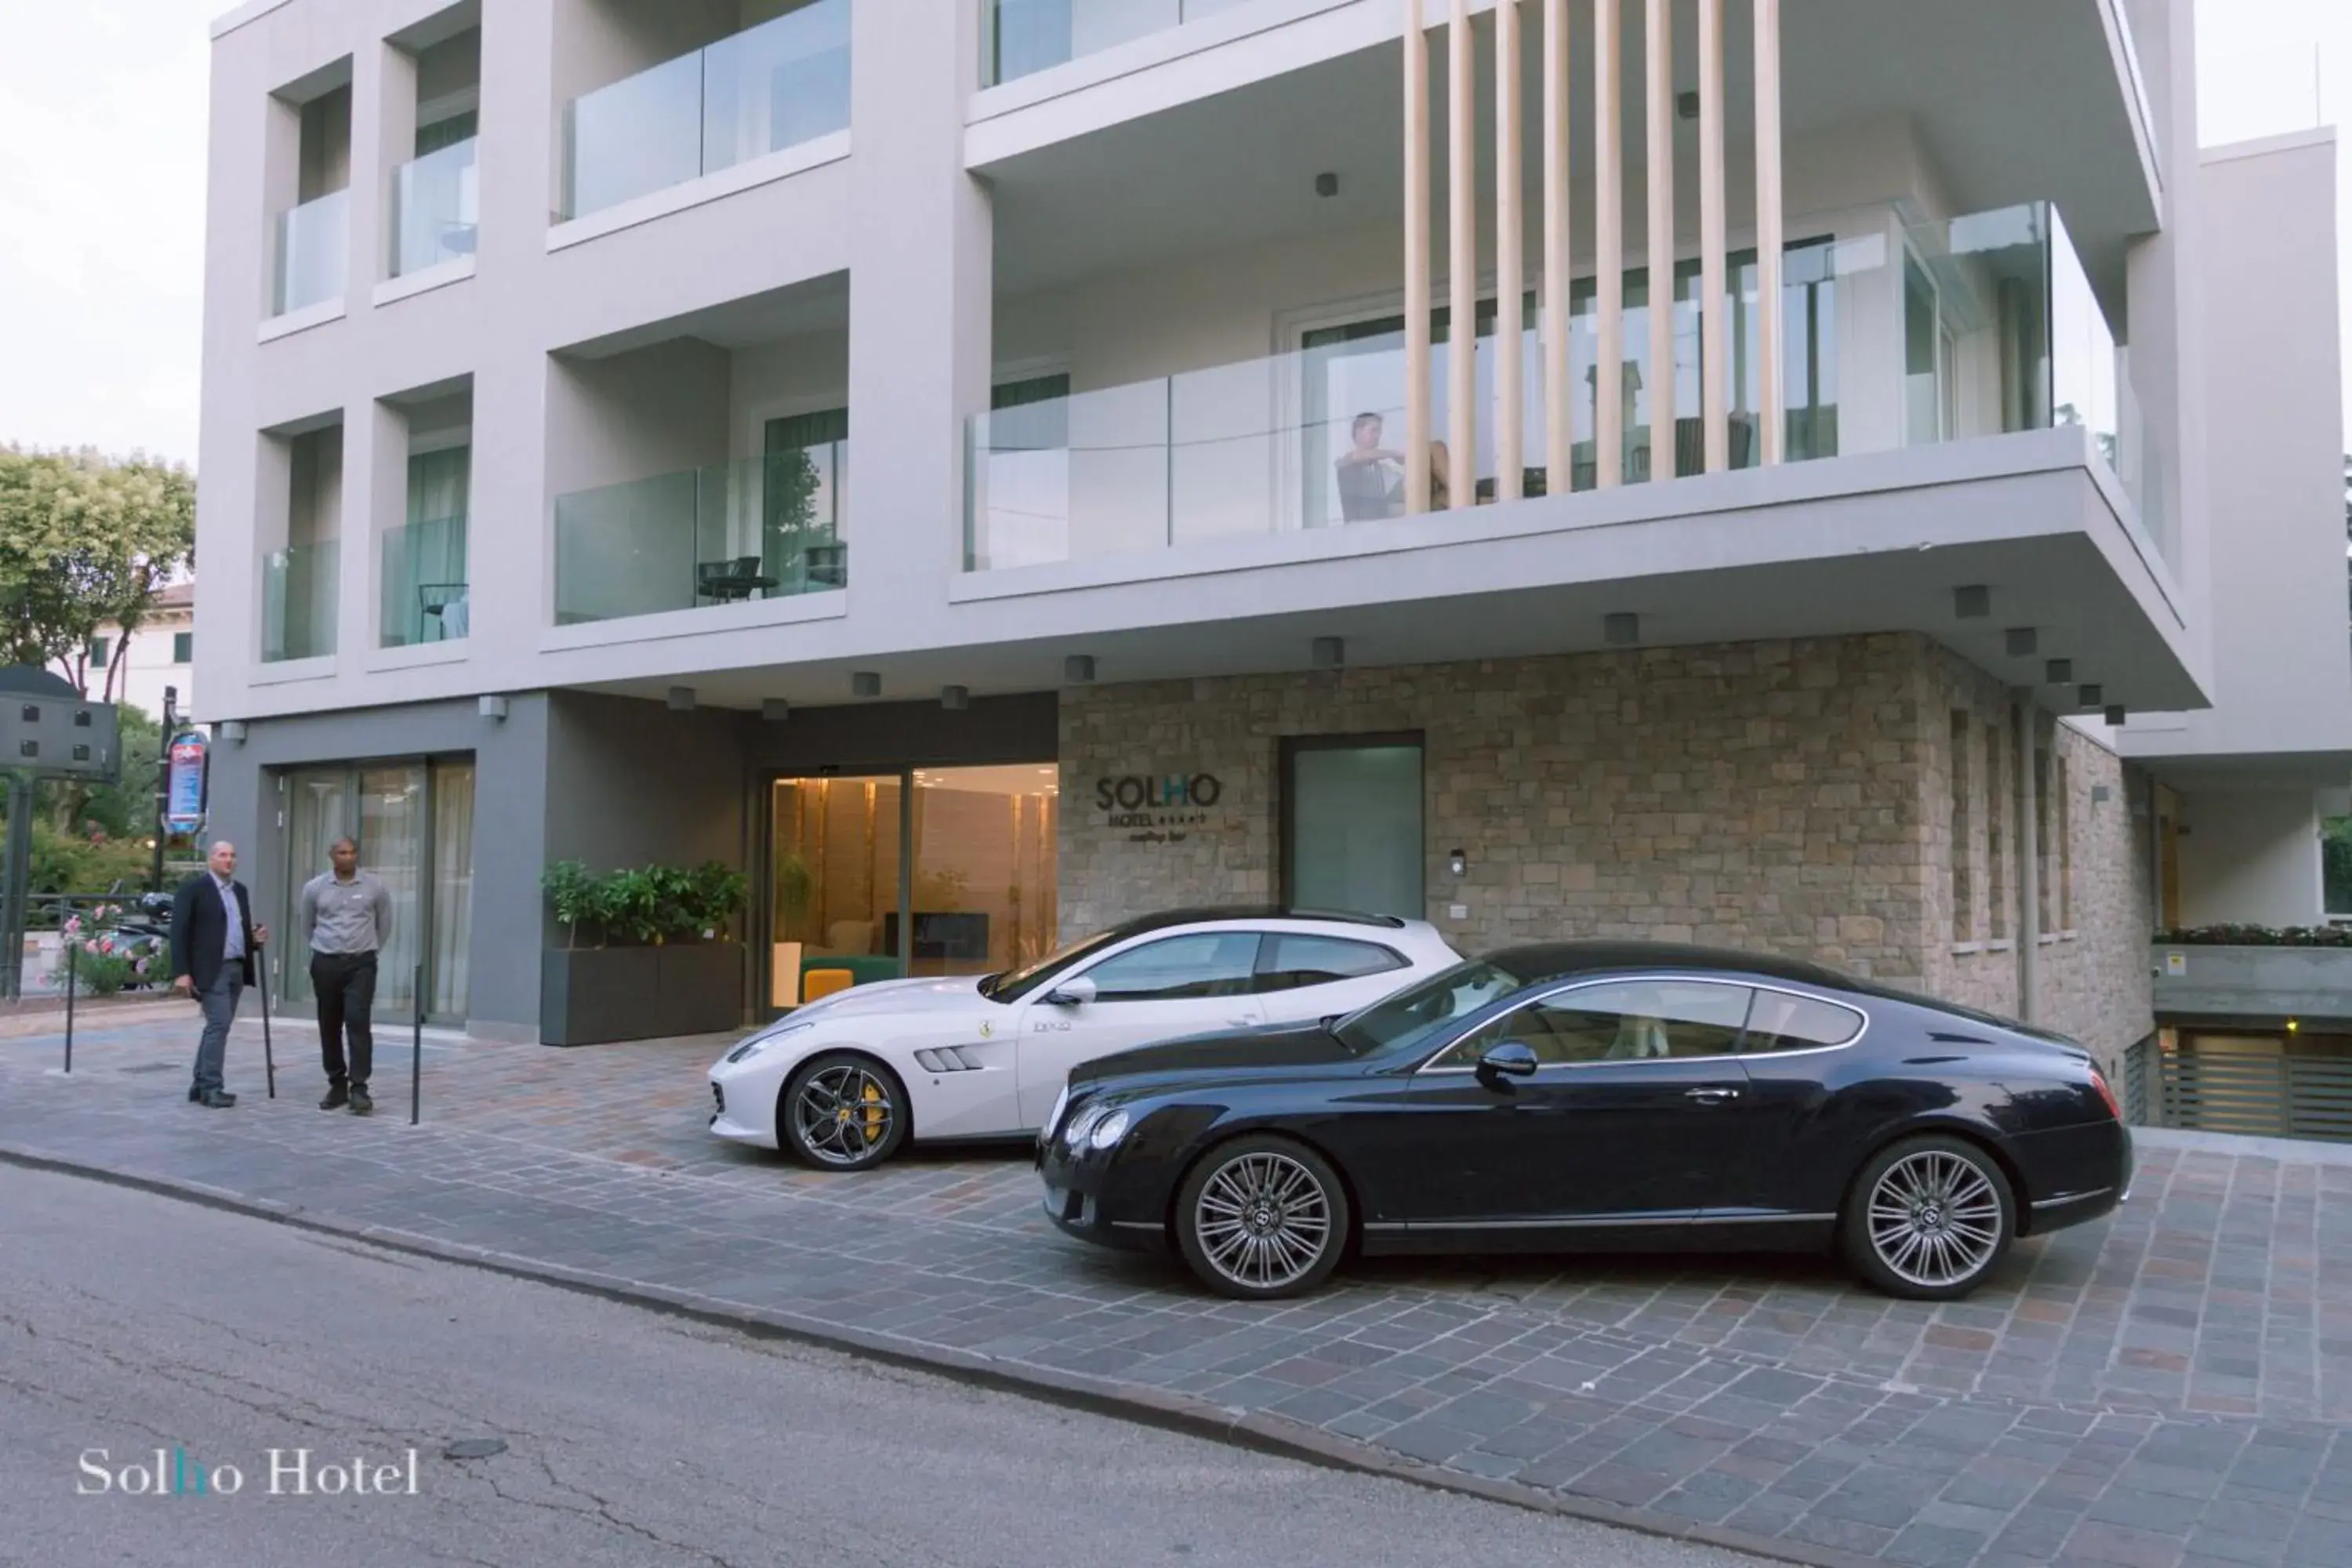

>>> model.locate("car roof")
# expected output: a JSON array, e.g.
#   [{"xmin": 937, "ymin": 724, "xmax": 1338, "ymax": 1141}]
[
  {"xmin": 1485, "ymin": 940, "xmax": 1863, "ymax": 993},
  {"xmin": 1111, "ymin": 906, "xmax": 1414, "ymax": 938}
]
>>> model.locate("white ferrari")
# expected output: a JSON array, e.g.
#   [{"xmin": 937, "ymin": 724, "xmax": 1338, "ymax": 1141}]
[{"xmin": 707, "ymin": 908, "xmax": 1462, "ymax": 1170}]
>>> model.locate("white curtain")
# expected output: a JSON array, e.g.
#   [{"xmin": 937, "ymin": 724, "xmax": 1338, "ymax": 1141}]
[{"xmin": 430, "ymin": 760, "xmax": 475, "ymax": 1018}]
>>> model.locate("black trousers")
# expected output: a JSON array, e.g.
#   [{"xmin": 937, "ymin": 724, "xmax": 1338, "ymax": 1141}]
[{"xmin": 311, "ymin": 951, "xmax": 378, "ymax": 1091}]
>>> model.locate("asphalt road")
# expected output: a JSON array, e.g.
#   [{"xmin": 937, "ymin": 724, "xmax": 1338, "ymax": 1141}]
[{"xmin": 0, "ymin": 1166, "xmax": 1761, "ymax": 1568}]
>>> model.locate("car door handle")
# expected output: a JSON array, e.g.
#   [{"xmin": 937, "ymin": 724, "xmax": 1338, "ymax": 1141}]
[
  {"xmin": 1684, "ymin": 1087, "xmax": 1741, "ymax": 1104},
  {"xmin": 1227, "ymin": 1018, "xmax": 1255, "ymax": 1027}
]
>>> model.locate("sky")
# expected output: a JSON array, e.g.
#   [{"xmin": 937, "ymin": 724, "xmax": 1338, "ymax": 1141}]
[{"xmin": 0, "ymin": 2, "xmax": 2347, "ymax": 471}]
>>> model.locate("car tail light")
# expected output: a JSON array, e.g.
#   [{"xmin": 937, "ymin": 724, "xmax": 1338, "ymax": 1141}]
[{"xmin": 2089, "ymin": 1067, "xmax": 2122, "ymax": 1121}]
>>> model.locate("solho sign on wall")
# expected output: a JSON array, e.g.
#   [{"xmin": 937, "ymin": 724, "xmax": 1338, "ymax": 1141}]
[{"xmin": 1097, "ymin": 771, "xmax": 1224, "ymax": 842}]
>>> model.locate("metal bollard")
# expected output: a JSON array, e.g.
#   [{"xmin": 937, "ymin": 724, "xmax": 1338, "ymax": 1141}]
[
  {"xmin": 410, "ymin": 962, "xmax": 423, "ymax": 1126},
  {"xmin": 63, "ymin": 936, "xmax": 75, "ymax": 1074}
]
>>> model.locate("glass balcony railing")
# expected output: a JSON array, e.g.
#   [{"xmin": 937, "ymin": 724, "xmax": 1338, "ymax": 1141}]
[
  {"xmin": 554, "ymin": 447, "xmax": 848, "ymax": 626},
  {"xmin": 390, "ymin": 137, "xmax": 478, "ymax": 278},
  {"xmin": 261, "ymin": 539, "xmax": 338, "ymax": 662},
  {"xmin": 381, "ymin": 515, "xmax": 469, "ymax": 647},
  {"xmin": 983, "ymin": 0, "xmax": 1257, "ymax": 87},
  {"xmin": 964, "ymin": 200, "xmax": 2161, "ymax": 572},
  {"xmin": 272, "ymin": 188, "xmax": 349, "ymax": 315},
  {"xmin": 559, "ymin": 0, "xmax": 851, "ymax": 222}
]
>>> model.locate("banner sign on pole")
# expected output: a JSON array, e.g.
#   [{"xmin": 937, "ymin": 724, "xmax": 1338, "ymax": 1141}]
[{"xmin": 164, "ymin": 731, "xmax": 209, "ymax": 837}]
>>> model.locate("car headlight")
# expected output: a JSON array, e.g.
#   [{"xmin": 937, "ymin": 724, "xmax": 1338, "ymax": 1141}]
[
  {"xmin": 1063, "ymin": 1102, "xmax": 1105, "ymax": 1149},
  {"xmin": 1088, "ymin": 1109, "xmax": 1132, "ymax": 1151},
  {"xmin": 724, "ymin": 1021, "xmax": 813, "ymax": 1064}
]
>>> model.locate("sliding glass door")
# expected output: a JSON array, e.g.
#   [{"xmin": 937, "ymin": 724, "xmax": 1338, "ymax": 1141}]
[
  {"xmin": 764, "ymin": 763, "xmax": 1060, "ymax": 1011},
  {"xmin": 278, "ymin": 756, "xmax": 475, "ymax": 1022}
]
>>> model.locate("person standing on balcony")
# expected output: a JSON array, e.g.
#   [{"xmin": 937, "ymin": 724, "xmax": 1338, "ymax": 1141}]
[
  {"xmin": 1335, "ymin": 412, "xmax": 1407, "ymax": 520},
  {"xmin": 299, "ymin": 837, "xmax": 393, "ymax": 1116},
  {"xmin": 169, "ymin": 840, "xmax": 266, "ymax": 1109}
]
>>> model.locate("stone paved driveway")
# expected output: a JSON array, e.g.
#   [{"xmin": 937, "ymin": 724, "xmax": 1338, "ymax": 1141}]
[{"xmin": 9, "ymin": 1018, "xmax": 2352, "ymax": 1568}]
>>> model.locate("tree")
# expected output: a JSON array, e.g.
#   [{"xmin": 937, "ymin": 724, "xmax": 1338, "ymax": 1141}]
[{"xmin": 0, "ymin": 445, "xmax": 195, "ymax": 701}]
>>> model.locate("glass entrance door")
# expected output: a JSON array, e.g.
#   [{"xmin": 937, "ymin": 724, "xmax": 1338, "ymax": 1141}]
[
  {"xmin": 278, "ymin": 757, "xmax": 474, "ymax": 1022},
  {"xmin": 764, "ymin": 764, "xmax": 1061, "ymax": 1011},
  {"xmin": 768, "ymin": 774, "xmax": 905, "ymax": 1008}
]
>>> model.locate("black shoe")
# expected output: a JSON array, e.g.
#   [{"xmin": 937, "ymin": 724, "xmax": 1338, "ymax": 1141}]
[
  {"xmin": 198, "ymin": 1090, "xmax": 237, "ymax": 1109},
  {"xmin": 188, "ymin": 1086, "xmax": 201, "ymax": 1103},
  {"xmin": 319, "ymin": 1086, "xmax": 350, "ymax": 1111},
  {"xmin": 349, "ymin": 1087, "xmax": 374, "ymax": 1116}
]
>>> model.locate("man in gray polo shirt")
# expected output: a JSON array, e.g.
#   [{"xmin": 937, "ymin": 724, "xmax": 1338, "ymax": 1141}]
[{"xmin": 299, "ymin": 837, "xmax": 393, "ymax": 1116}]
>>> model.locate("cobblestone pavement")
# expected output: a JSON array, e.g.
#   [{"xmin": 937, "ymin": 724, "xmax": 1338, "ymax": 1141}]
[{"xmin": 9, "ymin": 1017, "xmax": 2352, "ymax": 1568}]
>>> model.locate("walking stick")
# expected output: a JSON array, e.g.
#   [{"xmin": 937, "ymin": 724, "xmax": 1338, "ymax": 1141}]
[{"xmin": 258, "ymin": 940, "xmax": 276, "ymax": 1099}]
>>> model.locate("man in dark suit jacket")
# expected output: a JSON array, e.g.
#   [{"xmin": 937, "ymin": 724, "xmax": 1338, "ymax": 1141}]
[{"xmin": 170, "ymin": 840, "xmax": 267, "ymax": 1109}]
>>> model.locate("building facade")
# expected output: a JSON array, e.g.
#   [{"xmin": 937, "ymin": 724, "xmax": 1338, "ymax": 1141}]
[{"xmin": 193, "ymin": 0, "xmax": 2344, "ymax": 1065}]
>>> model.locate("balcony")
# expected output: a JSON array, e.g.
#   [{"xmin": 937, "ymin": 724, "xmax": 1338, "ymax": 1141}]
[
  {"xmin": 272, "ymin": 189, "xmax": 348, "ymax": 315},
  {"xmin": 381, "ymin": 514, "xmax": 469, "ymax": 646},
  {"xmin": 390, "ymin": 138, "xmax": 478, "ymax": 279},
  {"xmin": 983, "ymin": 0, "xmax": 1254, "ymax": 87},
  {"xmin": 966, "ymin": 201, "xmax": 2155, "ymax": 572},
  {"xmin": 261, "ymin": 539, "xmax": 338, "ymax": 662},
  {"xmin": 557, "ymin": 0, "xmax": 851, "ymax": 223},
  {"xmin": 554, "ymin": 450, "xmax": 847, "ymax": 626}
]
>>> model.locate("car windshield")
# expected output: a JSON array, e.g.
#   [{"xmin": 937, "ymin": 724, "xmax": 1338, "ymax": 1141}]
[
  {"xmin": 1331, "ymin": 960, "xmax": 1527, "ymax": 1057},
  {"xmin": 982, "ymin": 927, "xmax": 1130, "ymax": 1004}
]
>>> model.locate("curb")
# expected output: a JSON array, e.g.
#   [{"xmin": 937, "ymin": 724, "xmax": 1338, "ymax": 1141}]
[{"xmin": 0, "ymin": 1141, "xmax": 1871, "ymax": 1568}]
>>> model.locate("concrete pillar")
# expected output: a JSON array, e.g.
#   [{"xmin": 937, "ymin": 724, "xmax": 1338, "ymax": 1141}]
[
  {"xmin": 1594, "ymin": 0, "xmax": 1624, "ymax": 489},
  {"xmin": 1697, "ymin": 0, "xmax": 1727, "ymax": 472},
  {"xmin": 1643, "ymin": 0, "xmax": 1675, "ymax": 481},
  {"xmin": 1541, "ymin": 0, "xmax": 1571, "ymax": 491},
  {"xmin": 1447, "ymin": 0, "xmax": 1476, "ymax": 509},
  {"xmin": 1494, "ymin": 0, "xmax": 1525, "ymax": 502},
  {"xmin": 1405, "ymin": 0, "xmax": 1432, "ymax": 515},
  {"xmin": 846, "ymin": 0, "xmax": 992, "ymax": 591},
  {"xmin": 1754, "ymin": 0, "xmax": 1785, "ymax": 465}
]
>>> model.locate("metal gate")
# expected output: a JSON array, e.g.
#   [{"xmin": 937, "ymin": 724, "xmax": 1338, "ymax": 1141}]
[{"xmin": 2127, "ymin": 1035, "xmax": 2352, "ymax": 1144}]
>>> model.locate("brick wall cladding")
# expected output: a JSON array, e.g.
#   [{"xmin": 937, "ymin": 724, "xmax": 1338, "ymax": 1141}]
[
  {"xmin": 1921, "ymin": 647, "xmax": 2155, "ymax": 1071},
  {"xmin": 1058, "ymin": 632, "xmax": 2153, "ymax": 1061}
]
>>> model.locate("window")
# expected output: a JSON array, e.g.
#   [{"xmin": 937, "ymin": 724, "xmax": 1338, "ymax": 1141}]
[
  {"xmin": 1081, "ymin": 932, "xmax": 1260, "ymax": 1003},
  {"xmin": 1985, "ymin": 720, "xmax": 2009, "ymax": 940},
  {"xmin": 1949, "ymin": 710, "xmax": 1973, "ymax": 941},
  {"xmin": 1255, "ymin": 935, "xmax": 1405, "ymax": 993},
  {"xmin": 86, "ymin": 637, "xmax": 109, "ymax": 670},
  {"xmin": 172, "ymin": 631, "xmax": 193, "ymax": 664},
  {"xmin": 2035, "ymin": 743, "xmax": 2055, "ymax": 933},
  {"xmin": 1435, "ymin": 979, "xmax": 1751, "ymax": 1069},
  {"xmin": 1741, "ymin": 990, "xmax": 1866, "ymax": 1052}
]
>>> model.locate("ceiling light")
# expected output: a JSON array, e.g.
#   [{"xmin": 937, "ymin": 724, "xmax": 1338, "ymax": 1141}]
[
  {"xmin": 1312, "ymin": 636, "xmax": 1345, "ymax": 668},
  {"xmin": 666, "ymin": 685, "xmax": 695, "ymax": 711},
  {"xmin": 2004, "ymin": 627, "xmax": 2037, "ymax": 657},
  {"xmin": 1604, "ymin": 612, "xmax": 1639, "ymax": 646},
  {"xmin": 851, "ymin": 671, "xmax": 881, "ymax": 698},
  {"xmin": 1954, "ymin": 586, "xmax": 1991, "ymax": 619}
]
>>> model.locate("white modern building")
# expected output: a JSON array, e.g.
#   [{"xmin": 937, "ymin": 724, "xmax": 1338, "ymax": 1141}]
[
  {"xmin": 80, "ymin": 581, "xmax": 198, "ymax": 720},
  {"xmin": 194, "ymin": 0, "xmax": 2349, "ymax": 1058}
]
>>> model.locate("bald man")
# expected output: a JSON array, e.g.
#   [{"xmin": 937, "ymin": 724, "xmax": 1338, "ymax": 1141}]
[{"xmin": 170, "ymin": 840, "xmax": 267, "ymax": 1109}]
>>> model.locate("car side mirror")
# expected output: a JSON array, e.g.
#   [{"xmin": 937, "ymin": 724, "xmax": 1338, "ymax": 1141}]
[
  {"xmin": 1045, "ymin": 975, "xmax": 1098, "ymax": 1007},
  {"xmin": 1475, "ymin": 1040, "xmax": 1541, "ymax": 1085}
]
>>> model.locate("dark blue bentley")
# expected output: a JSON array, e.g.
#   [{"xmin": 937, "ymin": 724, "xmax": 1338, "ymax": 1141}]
[{"xmin": 1037, "ymin": 942, "xmax": 2131, "ymax": 1301}]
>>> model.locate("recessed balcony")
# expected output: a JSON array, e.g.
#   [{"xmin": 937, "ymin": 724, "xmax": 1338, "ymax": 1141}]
[{"xmin": 557, "ymin": 0, "xmax": 851, "ymax": 224}]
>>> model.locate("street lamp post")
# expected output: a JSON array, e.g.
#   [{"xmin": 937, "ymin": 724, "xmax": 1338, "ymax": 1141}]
[{"xmin": 151, "ymin": 685, "xmax": 176, "ymax": 894}]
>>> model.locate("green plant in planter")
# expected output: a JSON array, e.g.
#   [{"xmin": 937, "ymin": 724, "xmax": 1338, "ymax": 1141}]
[
  {"xmin": 543, "ymin": 861, "xmax": 604, "ymax": 949},
  {"xmin": 598, "ymin": 867, "xmax": 664, "ymax": 945},
  {"xmin": 688, "ymin": 860, "xmax": 748, "ymax": 940}
]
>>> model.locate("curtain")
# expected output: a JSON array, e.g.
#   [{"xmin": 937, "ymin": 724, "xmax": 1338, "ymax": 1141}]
[
  {"xmin": 360, "ymin": 765, "xmax": 427, "ymax": 1017},
  {"xmin": 430, "ymin": 760, "xmax": 475, "ymax": 1018},
  {"xmin": 388, "ymin": 446, "xmax": 470, "ymax": 644},
  {"xmin": 281, "ymin": 768, "xmax": 352, "ymax": 1003}
]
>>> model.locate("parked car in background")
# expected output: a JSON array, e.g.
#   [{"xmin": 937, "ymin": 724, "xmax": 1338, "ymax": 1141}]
[
  {"xmin": 1039, "ymin": 942, "xmax": 2132, "ymax": 1301},
  {"xmin": 709, "ymin": 909, "xmax": 1462, "ymax": 1171}
]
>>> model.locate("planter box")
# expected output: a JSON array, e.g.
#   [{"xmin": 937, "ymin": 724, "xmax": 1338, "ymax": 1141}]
[
  {"xmin": 541, "ymin": 942, "xmax": 742, "ymax": 1046},
  {"xmin": 2151, "ymin": 943, "xmax": 2352, "ymax": 1025}
]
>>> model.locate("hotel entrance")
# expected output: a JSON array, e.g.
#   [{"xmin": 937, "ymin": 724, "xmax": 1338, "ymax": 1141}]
[{"xmin": 762, "ymin": 764, "xmax": 1058, "ymax": 1010}]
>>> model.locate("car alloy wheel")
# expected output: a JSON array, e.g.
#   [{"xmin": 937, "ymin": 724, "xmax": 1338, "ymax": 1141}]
[
  {"xmin": 781, "ymin": 1053, "xmax": 907, "ymax": 1171},
  {"xmin": 1842, "ymin": 1134, "xmax": 2013, "ymax": 1300},
  {"xmin": 1175, "ymin": 1134, "xmax": 1350, "ymax": 1301}
]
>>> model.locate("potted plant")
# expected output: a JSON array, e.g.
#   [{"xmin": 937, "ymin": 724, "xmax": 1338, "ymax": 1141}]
[{"xmin": 539, "ymin": 858, "xmax": 750, "ymax": 1046}]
